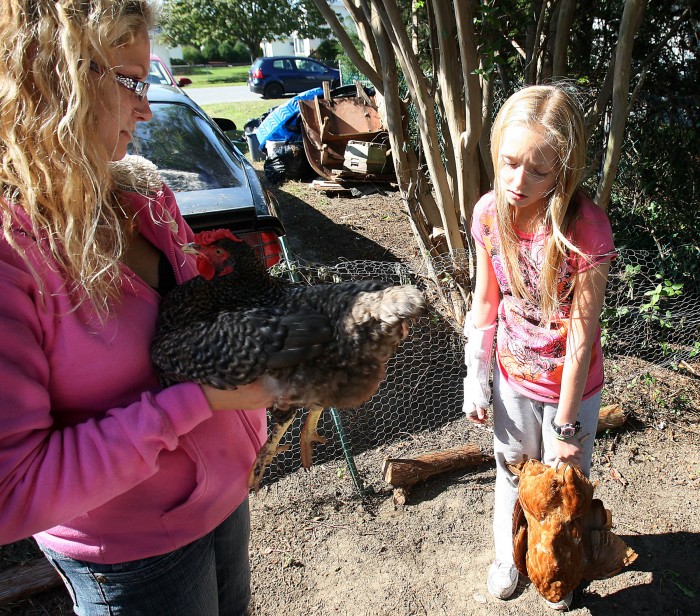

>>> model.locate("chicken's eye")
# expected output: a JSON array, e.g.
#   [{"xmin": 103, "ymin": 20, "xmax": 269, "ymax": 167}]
[{"xmin": 215, "ymin": 248, "xmax": 224, "ymax": 256}]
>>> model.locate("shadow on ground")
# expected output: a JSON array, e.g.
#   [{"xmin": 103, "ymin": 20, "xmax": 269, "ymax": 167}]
[
  {"xmin": 581, "ymin": 531, "xmax": 699, "ymax": 615},
  {"xmin": 271, "ymin": 183, "xmax": 404, "ymax": 264}
]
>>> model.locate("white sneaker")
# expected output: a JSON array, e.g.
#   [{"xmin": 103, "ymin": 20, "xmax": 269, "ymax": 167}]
[
  {"xmin": 544, "ymin": 591, "xmax": 573, "ymax": 611},
  {"xmin": 487, "ymin": 561, "xmax": 518, "ymax": 599}
]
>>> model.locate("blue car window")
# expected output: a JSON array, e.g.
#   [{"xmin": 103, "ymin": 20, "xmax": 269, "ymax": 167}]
[
  {"xmin": 129, "ymin": 103, "xmax": 243, "ymax": 192},
  {"xmin": 296, "ymin": 59, "xmax": 324, "ymax": 73}
]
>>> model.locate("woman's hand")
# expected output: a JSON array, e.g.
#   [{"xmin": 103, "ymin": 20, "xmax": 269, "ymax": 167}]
[{"xmin": 201, "ymin": 380, "xmax": 276, "ymax": 411}]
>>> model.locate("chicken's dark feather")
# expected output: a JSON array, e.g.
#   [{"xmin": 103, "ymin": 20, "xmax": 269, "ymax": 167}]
[{"xmin": 151, "ymin": 236, "xmax": 426, "ymax": 411}]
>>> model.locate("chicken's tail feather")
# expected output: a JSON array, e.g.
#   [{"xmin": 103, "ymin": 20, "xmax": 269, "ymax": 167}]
[
  {"xmin": 585, "ymin": 530, "xmax": 638, "ymax": 580},
  {"xmin": 349, "ymin": 285, "xmax": 426, "ymax": 327}
]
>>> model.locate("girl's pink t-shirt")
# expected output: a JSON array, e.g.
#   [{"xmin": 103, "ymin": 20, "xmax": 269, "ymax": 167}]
[{"xmin": 471, "ymin": 191, "xmax": 616, "ymax": 402}]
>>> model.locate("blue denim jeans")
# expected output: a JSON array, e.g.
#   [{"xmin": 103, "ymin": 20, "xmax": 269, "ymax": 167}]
[{"xmin": 39, "ymin": 498, "xmax": 251, "ymax": 616}]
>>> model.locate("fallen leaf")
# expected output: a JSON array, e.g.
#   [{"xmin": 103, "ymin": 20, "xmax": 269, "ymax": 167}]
[{"xmin": 610, "ymin": 467, "xmax": 628, "ymax": 486}]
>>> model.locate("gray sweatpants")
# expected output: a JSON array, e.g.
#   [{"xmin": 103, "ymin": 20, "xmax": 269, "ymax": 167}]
[{"xmin": 491, "ymin": 369, "xmax": 601, "ymax": 565}]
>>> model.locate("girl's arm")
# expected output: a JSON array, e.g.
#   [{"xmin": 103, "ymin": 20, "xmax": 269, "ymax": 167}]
[
  {"xmin": 464, "ymin": 243, "xmax": 501, "ymax": 424},
  {"xmin": 472, "ymin": 243, "xmax": 501, "ymax": 328},
  {"xmin": 552, "ymin": 261, "xmax": 611, "ymax": 465}
]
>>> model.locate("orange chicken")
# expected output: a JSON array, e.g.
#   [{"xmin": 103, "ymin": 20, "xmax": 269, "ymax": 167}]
[{"xmin": 511, "ymin": 459, "xmax": 637, "ymax": 602}]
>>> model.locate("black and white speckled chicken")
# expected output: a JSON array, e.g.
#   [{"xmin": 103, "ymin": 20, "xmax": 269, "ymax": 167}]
[{"xmin": 151, "ymin": 229, "xmax": 426, "ymax": 490}]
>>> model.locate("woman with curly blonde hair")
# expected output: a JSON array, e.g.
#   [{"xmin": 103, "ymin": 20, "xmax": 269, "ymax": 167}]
[{"xmin": 0, "ymin": 2, "xmax": 274, "ymax": 613}]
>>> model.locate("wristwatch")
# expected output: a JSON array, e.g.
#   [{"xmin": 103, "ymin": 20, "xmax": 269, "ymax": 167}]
[{"xmin": 551, "ymin": 419, "xmax": 581, "ymax": 440}]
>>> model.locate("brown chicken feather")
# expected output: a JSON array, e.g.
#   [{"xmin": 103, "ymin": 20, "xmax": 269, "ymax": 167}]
[{"xmin": 510, "ymin": 459, "xmax": 638, "ymax": 602}]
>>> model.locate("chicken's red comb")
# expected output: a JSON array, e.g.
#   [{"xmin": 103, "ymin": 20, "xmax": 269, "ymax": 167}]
[{"xmin": 193, "ymin": 229, "xmax": 243, "ymax": 245}]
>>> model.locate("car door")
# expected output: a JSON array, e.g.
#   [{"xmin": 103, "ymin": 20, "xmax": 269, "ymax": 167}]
[
  {"xmin": 293, "ymin": 58, "xmax": 330, "ymax": 91},
  {"xmin": 271, "ymin": 58, "xmax": 296, "ymax": 94}
]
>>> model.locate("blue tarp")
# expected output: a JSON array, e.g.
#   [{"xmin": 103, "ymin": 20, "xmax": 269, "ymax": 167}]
[{"xmin": 255, "ymin": 88, "xmax": 323, "ymax": 150}]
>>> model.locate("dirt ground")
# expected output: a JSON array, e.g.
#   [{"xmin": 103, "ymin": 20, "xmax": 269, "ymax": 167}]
[{"xmin": 2, "ymin": 174, "xmax": 699, "ymax": 616}]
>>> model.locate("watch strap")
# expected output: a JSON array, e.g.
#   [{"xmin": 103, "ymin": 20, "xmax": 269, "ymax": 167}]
[{"xmin": 551, "ymin": 419, "xmax": 581, "ymax": 440}]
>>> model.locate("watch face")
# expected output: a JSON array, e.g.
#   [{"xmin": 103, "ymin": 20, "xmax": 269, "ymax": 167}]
[{"xmin": 560, "ymin": 426, "xmax": 577, "ymax": 438}]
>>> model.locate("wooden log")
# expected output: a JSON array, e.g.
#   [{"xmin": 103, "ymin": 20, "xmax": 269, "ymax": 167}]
[
  {"xmin": 597, "ymin": 404, "xmax": 627, "ymax": 433},
  {"xmin": 0, "ymin": 558, "xmax": 62, "ymax": 605},
  {"xmin": 679, "ymin": 360, "xmax": 699, "ymax": 377},
  {"xmin": 382, "ymin": 443, "xmax": 491, "ymax": 490}
]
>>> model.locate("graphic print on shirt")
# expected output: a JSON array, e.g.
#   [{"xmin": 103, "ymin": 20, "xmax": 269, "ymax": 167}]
[{"xmin": 479, "ymin": 206, "xmax": 575, "ymax": 389}]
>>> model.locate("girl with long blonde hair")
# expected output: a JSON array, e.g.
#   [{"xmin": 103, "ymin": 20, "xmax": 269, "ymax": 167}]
[
  {"xmin": 462, "ymin": 85, "xmax": 616, "ymax": 610},
  {"xmin": 0, "ymin": 2, "xmax": 275, "ymax": 613}
]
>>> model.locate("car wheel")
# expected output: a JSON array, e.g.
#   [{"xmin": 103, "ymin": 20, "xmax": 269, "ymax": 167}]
[{"xmin": 263, "ymin": 82, "xmax": 284, "ymax": 99}]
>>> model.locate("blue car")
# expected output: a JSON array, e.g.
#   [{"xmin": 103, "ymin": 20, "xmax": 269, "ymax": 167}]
[{"xmin": 248, "ymin": 56, "xmax": 340, "ymax": 99}]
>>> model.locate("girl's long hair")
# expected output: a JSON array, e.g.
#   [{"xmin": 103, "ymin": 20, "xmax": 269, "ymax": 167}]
[
  {"xmin": 0, "ymin": 0, "xmax": 155, "ymax": 315},
  {"xmin": 491, "ymin": 85, "xmax": 587, "ymax": 324}
]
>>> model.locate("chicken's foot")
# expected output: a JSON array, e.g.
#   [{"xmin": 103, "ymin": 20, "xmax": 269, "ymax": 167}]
[
  {"xmin": 248, "ymin": 408, "xmax": 297, "ymax": 492},
  {"xmin": 300, "ymin": 404, "xmax": 327, "ymax": 470}
]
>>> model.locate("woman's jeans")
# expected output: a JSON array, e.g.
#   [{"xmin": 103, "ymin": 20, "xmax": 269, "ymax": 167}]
[{"xmin": 39, "ymin": 498, "xmax": 251, "ymax": 616}]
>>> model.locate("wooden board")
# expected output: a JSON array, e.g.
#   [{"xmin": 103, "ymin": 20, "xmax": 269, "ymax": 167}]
[{"xmin": 0, "ymin": 558, "xmax": 62, "ymax": 605}]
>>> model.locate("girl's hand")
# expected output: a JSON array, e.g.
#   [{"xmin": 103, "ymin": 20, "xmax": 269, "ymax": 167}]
[
  {"xmin": 465, "ymin": 403, "xmax": 488, "ymax": 425},
  {"xmin": 552, "ymin": 435, "xmax": 584, "ymax": 468},
  {"xmin": 201, "ymin": 380, "xmax": 276, "ymax": 411}
]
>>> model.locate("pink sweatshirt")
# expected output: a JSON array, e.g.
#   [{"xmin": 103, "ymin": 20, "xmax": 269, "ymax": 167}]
[{"xmin": 0, "ymin": 178, "xmax": 266, "ymax": 564}]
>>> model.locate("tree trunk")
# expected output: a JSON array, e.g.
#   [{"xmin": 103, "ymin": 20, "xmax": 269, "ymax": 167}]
[
  {"xmin": 311, "ymin": 0, "xmax": 384, "ymax": 94},
  {"xmin": 595, "ymin": 0, "xmax": 647, "ymax": 211},
  {"xmin": 552, "ymin": 0, "xmax": 576, "ymax": 78},
  {"xmin": 312, "ymin": 0, "xmax": 660, "ymax": 325}
]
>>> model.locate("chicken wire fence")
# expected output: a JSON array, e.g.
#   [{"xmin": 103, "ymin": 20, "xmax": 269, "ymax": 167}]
[{"xmin": 260, "ymin": 249, "xmax": 699, "ymax": 491}]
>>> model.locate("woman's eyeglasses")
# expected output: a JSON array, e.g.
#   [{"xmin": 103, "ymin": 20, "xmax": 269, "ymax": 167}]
[{"xmin": 89, "ymin": 61, "xmax": 150, "ymax": 102}]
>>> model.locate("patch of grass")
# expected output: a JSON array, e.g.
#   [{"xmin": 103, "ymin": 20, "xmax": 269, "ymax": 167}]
[
  {"xmin": 201, "ymin": 100, "xmax": 285, "ymax": 132},
  {"xmin": 176, "ymin": 65, "xmax": 251, "ymax": 87}
]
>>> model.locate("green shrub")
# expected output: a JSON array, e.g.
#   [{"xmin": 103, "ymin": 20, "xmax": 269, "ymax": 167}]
[
  {"xmin": 312, "ymin": 39, "xmax": 341, "ymax": 67},
  {"xmin": 182, "ymin": 45, "xmax": 205, "ymax": 65},
  {"xmin": 219, "ymin": 40, "xmax": 249, "ymax": 64},
  {"xmin": 202, "ymin": 39, "xmax": 222, "ymax": 62}
]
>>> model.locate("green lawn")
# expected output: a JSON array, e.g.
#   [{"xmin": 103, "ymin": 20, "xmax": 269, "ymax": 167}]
[
  {"xmin": 176, "ymin": 65, "xmax": 251, "ymax": 87},
  {"xmin": 201, "ymin": 100, "xmax": 286, "ymax": 133}
]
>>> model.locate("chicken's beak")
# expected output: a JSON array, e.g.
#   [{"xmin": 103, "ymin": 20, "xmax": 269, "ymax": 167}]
[{"xmin": 181, "ymin": 242, "xmax": 201, "ymax": 255}]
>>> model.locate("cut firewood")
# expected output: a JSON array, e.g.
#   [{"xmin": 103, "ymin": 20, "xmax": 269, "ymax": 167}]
[
  {"xmin": 0, "ymin": 558, "xmax": 61, "ymax": 605},
  {"xmin": 383, "ymin": 443, "xmax": 491, "ymax": 490},
  {"xmin": 678, "ymin": 360, "xmax": 699, "ymax": 377},
  {"xmin": 597, "ymin": 404, "xmax": 628, "ymax": 433}
]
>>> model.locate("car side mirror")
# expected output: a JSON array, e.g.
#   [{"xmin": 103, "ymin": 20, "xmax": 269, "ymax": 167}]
[
  {"xmin": 178, "ymin": 77, "xmax": 192, "ymax": 87},
  {"xmin": 213, "ymin": 117, "xmax": 237, "ymax": 132}
]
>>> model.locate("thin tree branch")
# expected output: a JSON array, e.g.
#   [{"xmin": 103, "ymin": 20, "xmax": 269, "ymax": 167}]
[{"xmin": 309, "ymin": 0, "xmax": 383, "ymax": 94}]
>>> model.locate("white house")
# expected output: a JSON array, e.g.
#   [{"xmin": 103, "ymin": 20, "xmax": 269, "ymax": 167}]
[
  {"xmin": 149, "ymin": 27, "xmax": 183, "ymax": 69},
  {"xmin": 261, "ymin": 0, "xmax": 350, "ymax": 58}
]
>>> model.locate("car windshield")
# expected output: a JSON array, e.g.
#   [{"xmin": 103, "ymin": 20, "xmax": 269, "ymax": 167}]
[
  {"xmin": 147, "ymin": 60, "xmax": 174, "ymax": 86},
  {"xmin": 129, "ymin": 103, "xmax": 243, "ymax": 192}
]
